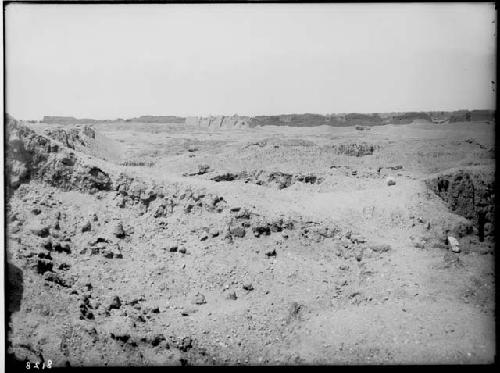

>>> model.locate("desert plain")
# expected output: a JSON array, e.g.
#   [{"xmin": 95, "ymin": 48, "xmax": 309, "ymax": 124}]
[{"xmin": 4, "ymin": 114, "xmax": 496, "ymax": 365}]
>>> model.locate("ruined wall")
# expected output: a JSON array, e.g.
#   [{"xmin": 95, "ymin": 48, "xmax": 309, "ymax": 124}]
[
  {"xmin": 184, "ymin": 115, "xmax": 255, "ymax": 129},
  {"xmin": 426, "ymin": 168, "xmax": 495, "ymax": 240},
  {"xmin": 5, "ymin": 119, "xmax": 113, "ymax": 198}
]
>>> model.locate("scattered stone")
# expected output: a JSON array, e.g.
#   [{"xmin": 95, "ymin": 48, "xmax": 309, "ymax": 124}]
[
  {"xmin": 31, "ymin": 208, "xmax": 42, "ymax": 215},
  {"xmin": 53, "ymin": 242, "xmax": 71, "ymax": 254},
  {"xmin": 116, "ymin": 195, "xmax": 125, "ymax": 208},
  {"xmin": 37, "ymin": 259, "xmax": 53, "ymax": 274},
  {"xmin": 447, "ymin": 236, "xmax": 460, "ymax": 253},
  {"xmin": 112, "ymin": 222, "xmax": 125, "ymax": 238},
  {"xmin": 199, "ymin": 232, "xmax": 209, "ymax": 241},
  {"xmin": 243, "ymin": 283, "xmax": 254, "ymax": 291},
  {"xmin": 192, "ymin": 293, "xmax": 206, "ymax": 305},
  {"xmin": 179, "ymin": 247, "xmax": 187, "ymax": 254},
  {"xmin": 108, "ymin": 296, "xmax": 122, "ymax": 311},
  {"xmin": 81, "ymin": 221, "xmax": 91, "ymax": 233},
  {"xmin": 229, "ymin": 226, "xmax": 246, "ymax": 238},
  {"xmin": 228, "ymin": 291, "xmax": 238, "ymax": 300},
  {"xmin": 29, "ymin": 222, "xmax": 50, "ymax": 237},
  {"xmin": 386, "ymin": 177, "xmax": 396, "ymax": 186},
  {"xmin": 198, "ymin": 164, "xmax": 210, "ymax": 174},
  {"xmin": 178, "ymin": 337, "xmax": 193, "ymax": 352},
  {"xmin": 265, "ymin": 248, "xmax": 277, "ymax": 258},
  {"xmin": 44, "ymin": 272, "xmax": 72, "ymax": 287},
  {"xmin": 58, "ymin": 263, "xmax": 70, "ymax": 270},
  {"xmin": 181, "ymin": 308, "xmax": 198, "ymax": 316},
  {"xmin": 350, "ymin": 234, "xmax": 366, "ymax": 244},
  {"xmin": 370, "ymin": 244, "xmax": 391, "ymax": 253}
]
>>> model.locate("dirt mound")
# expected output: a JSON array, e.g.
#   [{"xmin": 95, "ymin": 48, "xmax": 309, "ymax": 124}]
[{"xmin": 42, "ymin": 124, "xmax": 123, "ymax": 163}]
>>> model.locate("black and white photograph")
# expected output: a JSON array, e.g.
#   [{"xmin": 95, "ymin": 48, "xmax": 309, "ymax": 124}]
[{"xmin": 2, "ymin": 1, "xmax": 496, "ymax": 367}]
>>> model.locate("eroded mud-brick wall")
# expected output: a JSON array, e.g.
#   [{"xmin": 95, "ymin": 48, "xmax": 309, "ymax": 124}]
[
  {"xmin": 426, "ymin": 170, "xmax": 495, "ymax": 240},
  {"xmin": 5, "ymin": 119, "xmax": 113, "ymax": 198}
]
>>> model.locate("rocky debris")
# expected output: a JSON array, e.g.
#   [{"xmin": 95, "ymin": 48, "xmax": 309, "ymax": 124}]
[
  {"xmin": 58, "ymin": 263, "xmax": 71, "ymax": 270},
  {"xmin": 252, "ymin": 224, "xmax": 271, "ymax": 238},
  {"xmin": 102, "ymin": 244, "xmax": 123, "ymax": 259},
  {"xmin": 209, "ymin": 228, "xmax": 220, "ymax": 238},
  {"xmin": 43, "ymin": 271, "xmax": 73, "ymax": 288},
  {"xmin": 37, "ymin": 254, "xmax": 53, "ymax": 275},
  {"xmin": 184, "ymin": 204, "xmax": 194, "ymax": 214},
  {"xmin": 199, "ymin": 231, "xmax": 209, "ymax": 241},
  {"xmin": 243, "ymin": 283, "xmax": 254, "ymax": 291},
  {"xmin": 28, "ymin": 221, "xmax": 50, "ymax": 238},
  {"xmin": 181, "ymin": 307, "xmax": 197, "ymax": 316},
  {"xmin": 387, "ymin": 165, "xmax": 403, "ymax": 171},
  {"xmin": 52, "ymin": 241, "xmax": 71, "ymax": 254},
  {"xmin": 330, "ymin": 142, "xmax": 380, "ymax": 157},
  {"xmin": 229, "ymin": 226, "xmax": 246, "ymax": 238},
  {"xmin": 80, "ymin": 294, "xmax": 95, "ymax": 320},
  {"xmin": 112, "ymin": 221, "xmax": 125, "ymax": 238},
  {"xmin": 301, "ymin": 223, "xmax": 339, "ymax": 242},
  {"xmin": 81, "ymin": 221, "xmax": 91, "ymax": 233},
  {"xmin": 182, "ymin": 164, "xmax": 211, "ymax": 177},
  {"xmin": 107, "ymin": 296, "xmax": 122, "ymax": 311},
  {"xmin": 370, "ymin": 244, "xmax": 392, "ymax": 253},
  {"xmin": 178, "ymin": 247, "xmax": 187, "ymax": 254},
  {"xmin": 114, "ymin": 173, "xmax": 227, "ymax": 216},
  {"xmin": 178, "ymin": 337, "xmax": 193, "ymax": 352},
  {"xmin": 120, "ymin": 160, "xmax": 155, "ymax": 167},
  {"xmin": 228, "ymin": 291, "xmax": 238, "ymax": 300},
  {"xmin": 447, "ymin": 236, "xmax": 460, "ymax": 253},
  {"xmin": 165, "ymin": 241, "xmax": 178, "ymax": 252},
  {"xmin": 210, "ymin": 170, "xmax": 323, "ymax": 189},
  {"xmin": 192, "ymin": 293, "xmax": 207, "ymax": 305},
  {"xmin": 265, "ymin": 248, "xmax": 277, "ymax": 258},
  {"xmin": 386, "ymin": 177, "xmax": 396, "ymax": 186},
  {"xmin": 355, "ymin": 125, "xmax": 371, "ymax": 131}
]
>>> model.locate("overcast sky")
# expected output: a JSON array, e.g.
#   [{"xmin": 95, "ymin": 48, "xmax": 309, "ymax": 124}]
[{"xmin": 5, "ymin": 3, "xmax": 496, "ymax": 120}]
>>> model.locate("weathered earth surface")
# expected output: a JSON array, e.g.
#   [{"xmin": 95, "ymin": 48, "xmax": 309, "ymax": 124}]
[{"xmin": 5, "ymin": 117, "xmax": 495, "ymax": 366}]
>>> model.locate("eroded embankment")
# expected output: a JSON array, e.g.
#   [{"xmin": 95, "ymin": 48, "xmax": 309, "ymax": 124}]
[{"xmin": 426, "ymin": 168, "xmax": 495, "ymax": 241}]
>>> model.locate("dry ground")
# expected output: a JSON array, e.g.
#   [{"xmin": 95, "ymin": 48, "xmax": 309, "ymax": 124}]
[{"xmin": 6, "ymin": 119, "xmax": 495, "ymax": 365}]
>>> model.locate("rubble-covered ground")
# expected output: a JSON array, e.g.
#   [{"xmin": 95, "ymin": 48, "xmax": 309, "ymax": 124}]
[{"xmin": 5, "ymin": 118, "xmax": 495, "ymax": 366}]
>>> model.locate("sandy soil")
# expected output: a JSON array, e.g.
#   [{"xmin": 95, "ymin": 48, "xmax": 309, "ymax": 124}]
[{"xmin": 5, "ymin": 119, "xmax": 495, "ymax": 366}]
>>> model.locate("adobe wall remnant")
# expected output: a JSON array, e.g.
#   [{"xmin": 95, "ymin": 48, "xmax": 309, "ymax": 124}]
[{"xmin": 426, "ymin": 169, "xmax": 495, "ymax": 241}]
